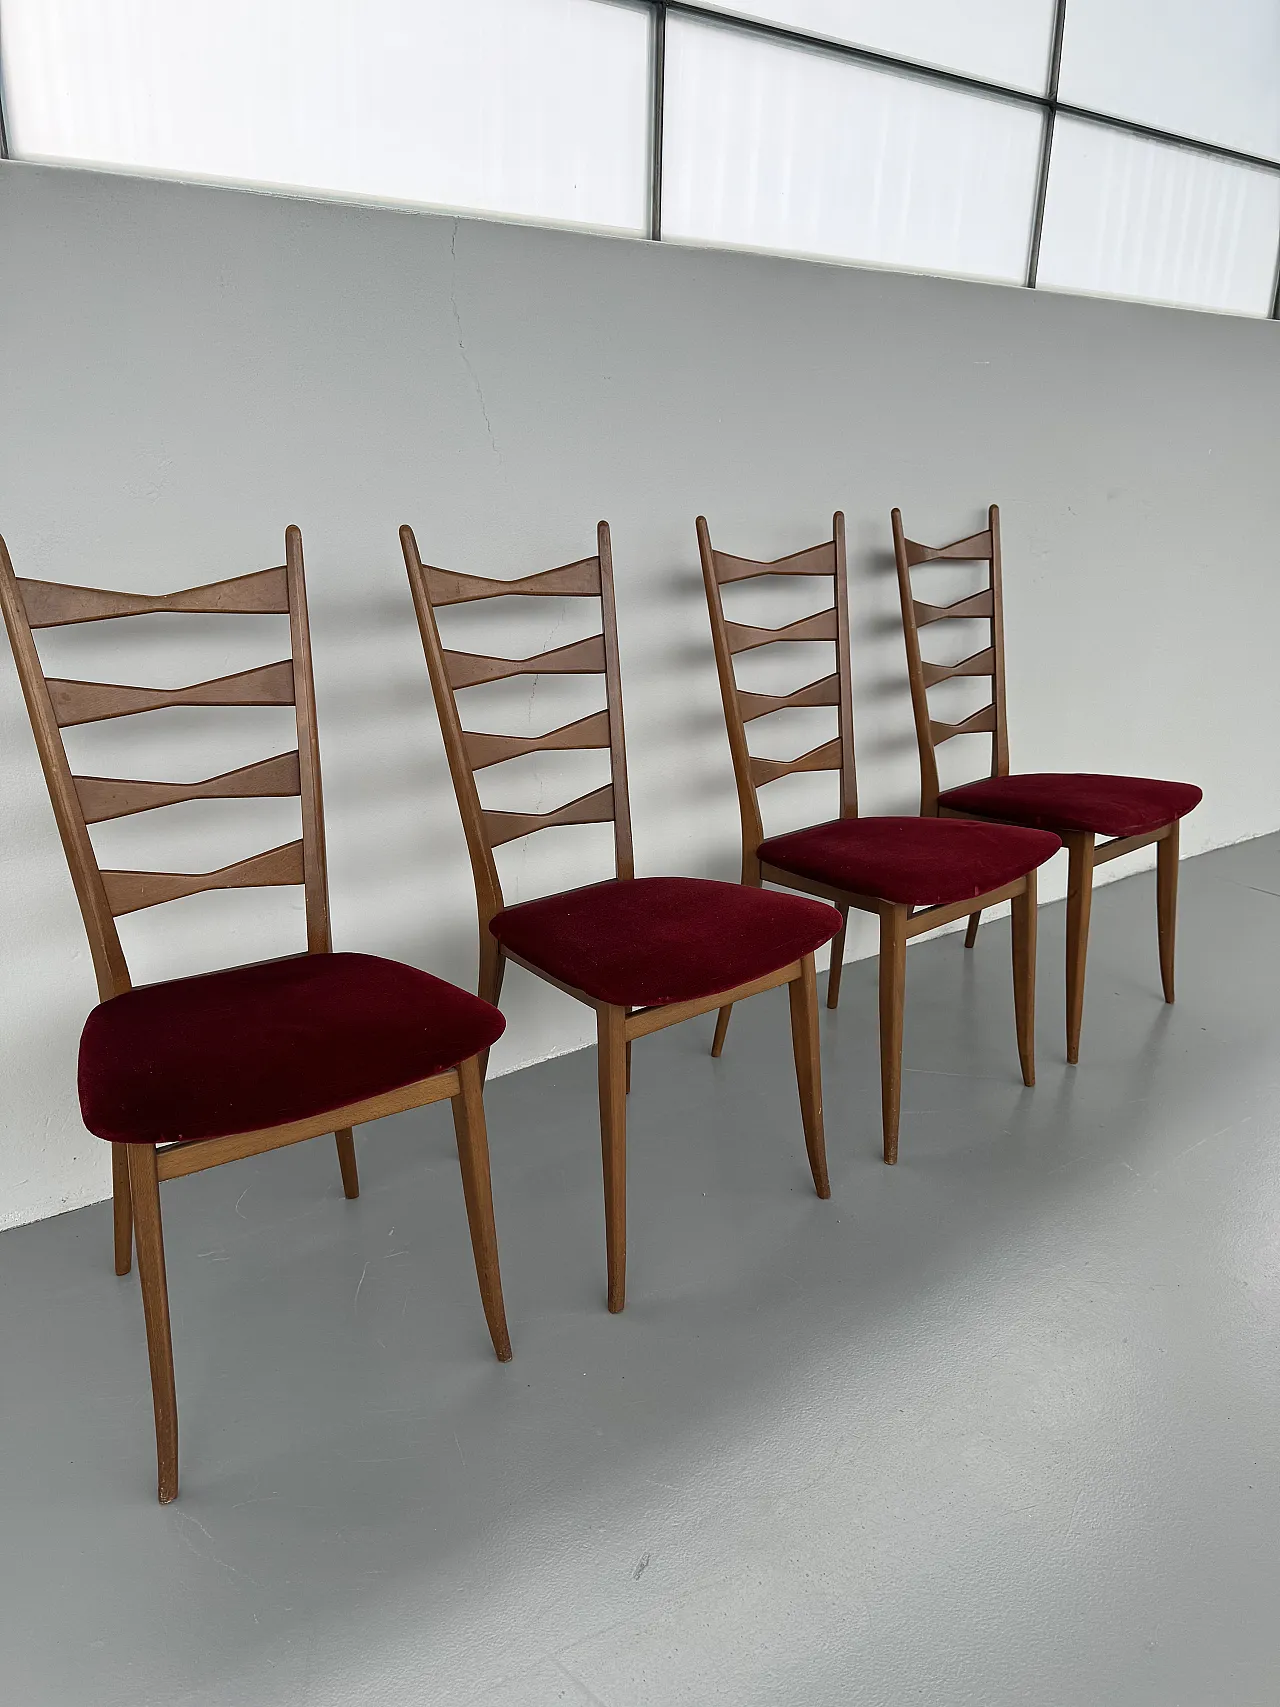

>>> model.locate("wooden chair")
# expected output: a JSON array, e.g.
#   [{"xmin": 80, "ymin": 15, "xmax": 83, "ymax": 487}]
[
  {"xmin": 891, "ymin": 505, "xmax": 1202, "ymax": 1063},
  {"xmin": 0, "ymin": 527, "xmax": 512, "ymax": 1503},
  {"xmin": 402, "ymin": 521, "xmax": 843, "ymax": 1313},
  {"xmin": 698, "ymin": 513, "xmax": 1061, "ymax": 1164}
]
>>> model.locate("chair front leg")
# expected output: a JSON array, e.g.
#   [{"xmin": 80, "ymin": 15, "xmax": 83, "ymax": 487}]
[
  {"xmin": 1010, "ymin": 870, "xmax": 1038, "ymax": 1088},
  {"xmin": 450, "ymin": 1053, "xmax": 512, "ymax": 1362},
  {"xmin": 1156, "ymin": 819, "xmax": 1179, "ymax": 1004},
  {"xmin": 334, "ymin": 1129, "xmax": 359, "ymax": 1199},
  {"xmin": 112, "ymin": 1142, "xmax": 133, "ymax": 1276},
  {"xmin": 1064, "ymin": 831, "xmax": 1096, "ymax": 1065},
  {"xmin": 825, "ymin": 907, "xmax": 849, "ymax": 1010},
  {"xmin": 126, "ymin": 1143, "xmax": 178, "ymax": 1504},
  {"xmin": 878, "ymin": 906, "xmax": 909, "ymax": 1164},
  {"xmin": 710, "ymin": 1004, "xmax": 733, "ymax": 1057},
  {"xmin": 787, "ymin": 954, "xmax": 830, "ymax": 1198},
  {"xmin": 597, "ymin": 1004, "xmax": 628, "ymax": 1314},
  {"xmin": 964, "ymin": 910, "xmax": 983, "ymax": 949}
]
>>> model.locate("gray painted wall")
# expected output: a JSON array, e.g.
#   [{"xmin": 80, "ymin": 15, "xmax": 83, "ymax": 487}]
[{"xmin": 1, "ymin": 161, "xmax": 1276, "ymax": 1229}]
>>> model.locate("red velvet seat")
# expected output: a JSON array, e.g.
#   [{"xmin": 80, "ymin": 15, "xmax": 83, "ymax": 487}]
[
  {"xmin": 491, "ymin": 876, "xmax": 841, "ymax": 1009},
  {"xmin": 79, "ymin": 951, "xmax": 506, "ymax": 1147},
  {"xmin": 759, "ymin": 815, "xmax": 1060, "ymax": 907},
  {"xmin": 938, "ymin": 773, "xmax": 1203, "ymax": 839}
]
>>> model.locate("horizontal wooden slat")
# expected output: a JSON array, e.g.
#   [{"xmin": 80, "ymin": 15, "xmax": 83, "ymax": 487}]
[
  {"xmin": 18, "ymin": 566, "xmax": 288, "ymax": 628},
  {"xmin": 737, "ymin": 672, "xmax": 840, "ymax": 722},
  {"xmin": 444, "ymin": 634, "xmax": 606, "ymax": 690},
  {"xmin": 929, "ymin": 705, "xmax": 996, "ymax": 745},
  {"xmin": 74, "ymin": 751, "xmax": 301, "ymax": 824},
  {"xmin": 902, "ymin": 530, "xmax": 992, "ymax": 568},
  {"xmin": 912, "ymin": 589, "xmax": 994, "ymax": 627},
  {"xmin": 102, "ymin": 839, "xmax": 305, "ymax": 917},
  {"xmin": 482, "ymin": 784, "xmax": 614, "ymax": 848},
  {"xmin": 712, "ymin": 541, "xmax": 835, "ymax": 584},
  {"xmin": 426, "ymin": 556, "xmax": 601, "ymax": 606},
  {"xmin": 749, "ymin": 736, "xmax": 843, "ymax": 787},
  {"xmin": 725, "ymin": 607, "xmax": 838, "ymax": 655},
  {"xmin": 47, "ymin": 659, "xmax": 295, "ymax": 727},
  {"xmin": 919, "ymin": 647, "xmax": 995, "ymax": 687},
  {"xmin": 463, "ymin": 711, "xmax": 610, "ymax": 770}
]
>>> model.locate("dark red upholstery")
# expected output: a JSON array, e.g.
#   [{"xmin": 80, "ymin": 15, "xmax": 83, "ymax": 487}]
[
  {"xmin": 938, "ymin": 773, "xmax": 1202, "ymax": 839},
  {"xmin": 759, "ymin": 815, "xmax": 1059, "ymax": 906},
  {"xmin": 490, "ymin": 876, "xmax": 841, "ymax": 1008},
  {"xmin": 78, "ymin": 952, "xmax": 505, "ymax": 1146}
]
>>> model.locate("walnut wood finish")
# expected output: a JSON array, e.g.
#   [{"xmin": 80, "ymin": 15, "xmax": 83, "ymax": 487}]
[
  {"xmin": 891, "ymin": 504, "xmax": 1185, "ymax": 1061},
  {"xmin": 699, "ymin": 513, "xmax": 1040, "ymax": 1163},
  {"xmin": 0, "ymin": 529, "xmax": 511, "ymax": 1501},
  {"xmin": 403, "ymin": 520, "xmax": 830, "ymax": 1309}
]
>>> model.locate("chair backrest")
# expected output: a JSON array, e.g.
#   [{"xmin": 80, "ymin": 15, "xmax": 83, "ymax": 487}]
[
  {"xmin": 400, "ymin": 521, "xmax": 633, "ymax": 931},
  {"xmin": 0, "ymin": 527, "xmax": 331, "ymax": 1001},
  {"xmin": 697, "ymin": 514, "xmax": 856, "ymax": 882},
  {"xmin": 891, "ymin": 504, "xmax": 1010, "ymax": 815}
]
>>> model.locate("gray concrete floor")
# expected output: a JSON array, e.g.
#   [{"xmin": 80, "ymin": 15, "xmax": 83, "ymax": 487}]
[{"xmin": 2, "ymin": 835, "xmax": 1279, "ymax": 1707}]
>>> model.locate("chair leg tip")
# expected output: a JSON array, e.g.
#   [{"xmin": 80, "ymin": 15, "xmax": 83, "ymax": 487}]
[
  {"xmin": 157, "ymin": 1481, "xmax": 178, "ymax": 1505},
  {"xmin": 1022, "ymin": 1068, "xmax": 1035, "ymax": 1088},
  {"xmin": 816, "ymin": 1181, "xmax": 832, "ymax": 1201},
  {"xmin": 494, "ymin": 1340, "xmax": 514, "ymax": 1364}
]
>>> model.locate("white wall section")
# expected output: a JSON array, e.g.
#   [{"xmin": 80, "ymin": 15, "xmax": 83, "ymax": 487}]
[{"xmin": 0, "ymin": 163, "xmax": 1277, "ymax": 1231}]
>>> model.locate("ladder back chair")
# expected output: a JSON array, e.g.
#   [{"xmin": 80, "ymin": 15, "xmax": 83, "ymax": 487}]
[
  {"xmin": 0, "ymin": 527, "xmax": 511, "ymax": 1503},
  {"xmin": 698, "ymin": 513, "xmax": 1060, "ymax": 1164},
  {"xmin": 891, "ymin": 505, "xmax": 1201, "ymax": 1063},
  {"xmin": 402, "ymin": 520, "xmax": 842, "ymax": 1313}
]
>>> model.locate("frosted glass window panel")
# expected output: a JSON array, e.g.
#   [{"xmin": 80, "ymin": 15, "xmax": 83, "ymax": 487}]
[
  {"xmin": 662, "ymin": 19, "xmax": 1043, "ymax": 284},
  {"xmin": 693, "ymin": 1, "xmax": 1058, "ymax": 93},
  {"xmin": 0, "ymin": 0, "xmax": 651, "ymax": 233},
  {"xmin": 1036, "ymin": 119, "xmax": 1280, "ymax": 315},
  {"xmin": 1058, "ymin": 0, "xmax": 1280, "ymax": 164}
]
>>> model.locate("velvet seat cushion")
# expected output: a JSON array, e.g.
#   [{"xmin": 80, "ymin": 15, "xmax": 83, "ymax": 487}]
[
  {"xmin": 490, "ymin": 876, "xmax": 841, "ymax": 1009},
  {"xmin": 79, "ymin": 952, "xmax": 505, "ymax": 1146},
  {"xmin": 758, "ymin": 815, "xmax": 1060, "ymax": 907},
  {"xmin": 938, "ymin": 773, "xmax": 1203, "ymax": 839}
]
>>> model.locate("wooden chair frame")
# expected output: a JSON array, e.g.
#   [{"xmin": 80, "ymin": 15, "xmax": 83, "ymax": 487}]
[
  {"xmin": 698, "ymin": 513, "xmax": 1038, "ymax": 1164},
  {"xmin": 402, "ymin": 521, "xmax": 829, "ymax": 1312},
  {"xmin": 0, "ymin": 528, "xmax": 509, "ymax": 1503},
  {"xmin": 891, "ymin": 504, "xmax": 1180, "ymax": 1063}
]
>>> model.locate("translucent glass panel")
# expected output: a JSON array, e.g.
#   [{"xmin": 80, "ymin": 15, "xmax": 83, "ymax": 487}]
[
  {"xmin": 1058, "ymin": 0, "xmax": 1280, "ymax": 164},
  {"xmin": 1037, "ymin": 119, "xmax": 1280, "ymax": 315},
  {"xmin": 694, "ymin": 1, "xmax": 1058, "ymax": 93},
  {"xmin": 662, "ymin": 18, "xmax": 1043, "ymax": 284},
  {"xmin": 0, "ymin": 0, "xmax": 651, "ymax": 233}
]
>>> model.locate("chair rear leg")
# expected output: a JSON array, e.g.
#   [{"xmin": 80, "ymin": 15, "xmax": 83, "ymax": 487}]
[
  {"xmin": 964, "ymin": 910, "xmax": 983, "ymax": 948},
  {"xmin": 478, "ymin": 937, "xmax": 507, "ymax": 1081},
  {"xmin": 334, "ymin": 1129, "xmax": 359, "ymax": 1199},
  {"xmin": 597, "ymin": 1005, "xmax": 628, "ymax": 1313},
  {"xmin": 878, "ymin": 907, "xmax": 909, "ymax": 1164},
  {"xmin": 1156, "ymin": 819, "xmax": 1179, "ymax": 1004},
  {"xmin": 450, "ymin": 1053, "xmax": 512, "ymax": 1362},
  {"xmin": 1010, "ymin": 871, "xmax": 1038, "ymax": 1088},
  {"xmin": 112, "ymin": 1142, "xmax": 133, "ymax": 1276},
  {"xmin": 1065, "ymin": 832, "xmax": 1096, "ymax": 1065},
  {"xmin": 825, "ymin": 908, "xmax": 849, "ymax": 1010},
  {"xmin": 788, "ymin": 955, "xmax": 830, "ymax": 1198},
  {"xmin": 710, "ymin": 1004, "xmax": 733, "ymax": 1057},
  {"xmin": 126, "ymin": 1144, "xmax": 178, "ymax": 1504}
]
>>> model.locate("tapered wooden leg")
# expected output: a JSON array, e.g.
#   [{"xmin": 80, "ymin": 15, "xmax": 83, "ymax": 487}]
[
  {"xmin": 878, "ymin": 906, "xmax": 909, "ymax": 1165},
  {"xmin": 597, "ymin": 1005, "xmax": 628, "ymax": 1314},
  {"xmin": 1010, "ymin": 870, "xmax": 1038, "ymax": 1088},
  {"xmin": 825, "ymin": 908, "xmax": 849, "ymax": 1010},
  {"xmin": 788, "ymin": 955, "xmax": 830, "ymax": 1198},
  {"xmin": 964, "ymin": 910, "xmax": 983, "ymax": 949},
  {"xmin": 1157, "ymin": 819, "xmax": 1179, "ymax": 1004},
  {"xmin": 334, "ymin": 1129, "xmax": 359, "ymax": 1199},
  {"xmin": 626, "ymin": 1040, "xmax": 632, "ymax": 1095},
  {"xmin": 112, "ymin": 1142, "xmax": 133, "ymax": 1276},
  {"xmin": 126, "ymin": 1144, "xmax": 177, "ymax": 1505},
  {"xmin": 1065, "ymin": 831, "xmax": 1096, "ymax": 1065},
  {"xmin": 450, "ymin": 1053, "xmax": 512, "ymax": 1362},
  {"xmin": 710, "ymin": 1004, "xmax": 733, "ymax": 1058},
  {"xmin": 478, "ymin": 936, "xmax": 506, "ymax": 1081}
]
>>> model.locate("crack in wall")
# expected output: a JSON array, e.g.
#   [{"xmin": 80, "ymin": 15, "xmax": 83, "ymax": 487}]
[{"xmin": 449, "ymin": 220, "xmax": 500, "ymax": 460}]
